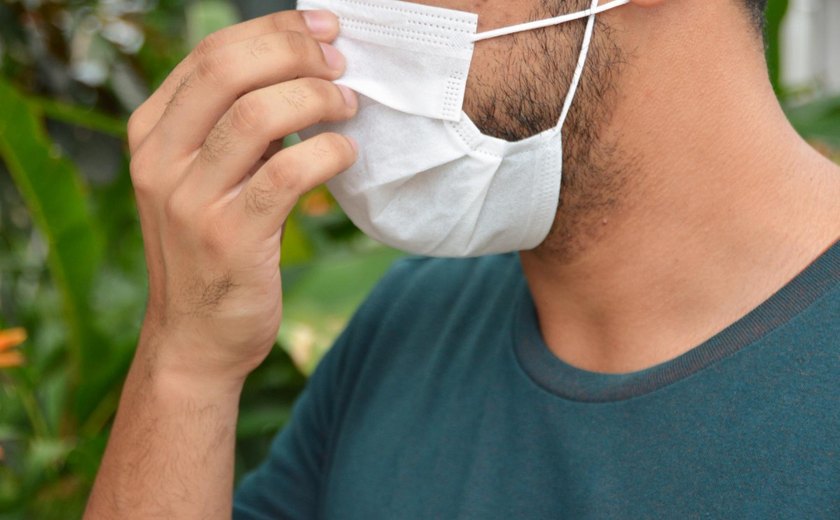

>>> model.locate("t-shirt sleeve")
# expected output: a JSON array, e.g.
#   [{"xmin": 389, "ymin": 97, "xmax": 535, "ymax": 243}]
[
  {"xmin": 232, "ymin": 258, "xmax": 415, "ymax": 519},
  {"xmin": 232, "ymin": 346, "xmax": 338, "ymax": 519}
]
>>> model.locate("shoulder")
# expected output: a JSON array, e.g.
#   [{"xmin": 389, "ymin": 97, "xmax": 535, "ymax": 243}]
[
  {"xmin": 374, "ymin": 253, "xmax": 523, "ymax": 303},
  {"xmin": 319, "ymin": 253, "xmax": 524, "ymax": 381},
  {"xmin": 357, "ymin": 253, "xmax": 523, "ymax": 324}
]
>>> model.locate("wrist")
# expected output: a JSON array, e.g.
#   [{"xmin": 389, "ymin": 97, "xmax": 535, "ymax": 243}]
[{"xmin": 135, "ymin": 324, "xmax": 250, "ymax": 397}]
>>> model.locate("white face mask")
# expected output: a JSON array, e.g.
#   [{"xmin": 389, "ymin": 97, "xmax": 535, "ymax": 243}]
[{"xmin": 297, "ymin": 0, "xmax": 629, "ymax": 257}]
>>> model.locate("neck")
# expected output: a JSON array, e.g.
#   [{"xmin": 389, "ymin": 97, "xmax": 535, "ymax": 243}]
[{"xmin": 520, "ymin": 1, "xmax": 840, "ymax": 374}]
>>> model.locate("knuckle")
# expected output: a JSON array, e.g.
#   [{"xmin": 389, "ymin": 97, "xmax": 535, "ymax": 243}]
[
  {"xmin": 270, "ymin": 11, "xmax": 304, "ymax": 33},
  {"xmin": 195, "ymin": 51, "xmax": 229, "ymax": 87},
  {"xmin": 202, "ymin": 118, "xmax": 233, "ymax": 163},
  {"xmin": 245, "ymin": 183, "xmax": 276, "ymax": 217},
  {"xmin": 300, "ymin": 77, "xmax": 331, "ymax": 97},
  {"xmin": 127, "ymin": 108, "xmax": 146, "ymax": 144},
  {"xmin": 167, "ymin": 73, "xmax": 193, "ymax": 110},
  {"xmin": 286, "ymin": 78, "xmax": 333, "ymax": 111},
  {"xmin": 264, "ymin": 160, "xmax": 301, "ymax": 194},
  {"xmin": 193, "ymin": 31, "xmax": 224, "ymax": 59},
  {"xmin": 163, "ymin": 190, "xmax": 192, "ymax": 227},
  {"xmin": 277, "ymin": 82, "xmax": 312, "ymax": 113},
  {"xmin": 129, "ymin": 149, "xmax": 156, "ymax": 196},
  {"xmin": 309, "ymin": 79, "xmax": 347, "ymax": 113},
  {"xmin": 245, "ymin": 35, "xmax": 272, "ymax": 59},
  {"xmin": 315, "ymin": 132, "xmax": 352, "ymax": 159},
  {"xmin": 229, "ymin": 95, "xmax": 264, "ymax": 134},
  {"xmin": 281, "ymin": 30, "xmax": 314, "ymax": 59}
]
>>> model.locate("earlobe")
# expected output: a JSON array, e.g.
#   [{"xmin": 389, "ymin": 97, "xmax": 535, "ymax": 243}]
[{"xmin": 629, "ymin": 0, "xmax": 666, "ymax": 7}]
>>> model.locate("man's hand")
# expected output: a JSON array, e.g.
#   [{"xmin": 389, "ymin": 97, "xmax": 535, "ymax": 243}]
[
  {"xmin": 129, "ymin": 8, "xmax": 357, "ymax": 385},
  {"xmin": 85, "ymin": 10, "xmax": 356, "ymax": 519}
]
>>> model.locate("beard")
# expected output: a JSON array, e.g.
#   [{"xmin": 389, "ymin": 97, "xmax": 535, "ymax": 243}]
[{"xmin": 462, "ymin": 0, "xmax": 633, "ymax": 262}]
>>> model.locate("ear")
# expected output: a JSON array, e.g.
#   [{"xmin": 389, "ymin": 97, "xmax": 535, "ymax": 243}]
[{"xmin": 628, "ymin": 0, "xmax": 667, "ymax": 7}]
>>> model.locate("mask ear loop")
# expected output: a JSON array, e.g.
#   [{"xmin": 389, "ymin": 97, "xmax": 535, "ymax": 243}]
[
  {"xmin": 469, "ymin": 0, "xmax": 627, "ymax": 129},
  {"xmin": 557, "ymin": 0, "xmax": 601, "ymax": 130},
  {"xmin": 470, "ymin": 0, "xmax": 628, "ymax": 43}
]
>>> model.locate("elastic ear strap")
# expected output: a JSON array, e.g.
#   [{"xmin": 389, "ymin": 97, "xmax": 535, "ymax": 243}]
[
  {"xmin": 470, "ymin": 0, "xmax": 629, "ymax": 43},
  {"xmin": 557, "ymin": 0, "xmax": 600, "ymax": 129}
]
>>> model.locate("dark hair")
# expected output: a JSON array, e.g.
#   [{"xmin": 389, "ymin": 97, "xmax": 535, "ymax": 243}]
[{"xmin": 744, "ymin": 0, "xmax": 769, "ymax": 30}]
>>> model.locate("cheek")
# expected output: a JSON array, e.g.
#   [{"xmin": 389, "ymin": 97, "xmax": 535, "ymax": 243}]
[
  {"xmin": 400, "ymin": 0, "xmax": 548, "ymax": 120},
  {"xmin": 461, "ymin": 38, "xmax": 518, "ymax": 120},
  {"xmin": 461, "ymin": 27, "xmax": 581, "ymax": 141}
]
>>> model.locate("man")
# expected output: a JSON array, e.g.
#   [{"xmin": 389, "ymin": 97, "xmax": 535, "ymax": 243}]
[{"xmin": 85, "ymin": 0, "xmax": 840, "ymax": 517}]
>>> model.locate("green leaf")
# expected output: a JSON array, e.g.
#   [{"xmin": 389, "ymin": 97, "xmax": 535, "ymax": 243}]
[
  {"xmin": 279, "ymin": 245, "xmax": 403, "ymax": 373},
  {"xmin": 186, "ymin": 0, "xmax": 241, "ymax": 48},
  {"xmin": 237, "ymin": 406, "xmax": 294, "ymax": 438},
  {"xmin": 280, "ymin": 212, "xmax": 315, "ymax": 267},
  {"xmin": 27, "ymin": 438, "xmax": 73, "ymax": 475},
  {"xmin": 765, "ymin": 0, "xmax": 789, "ymax": 96},
  {"xmin": 0, "ymin": 79, "xmax": 105, "ymax": 422},
  {"xmin": 786, "ymin": 95, "xmax": 840, "ymax": 148},
  {"xmin": 26, "ymin": 96, "xmax": 127, "ymax": 139}
]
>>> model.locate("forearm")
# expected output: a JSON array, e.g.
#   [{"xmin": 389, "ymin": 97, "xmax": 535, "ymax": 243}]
[
  {"xmin": 84, "ymin": 8, "xmax": 351, "ymax": 518},
  {"xmin": 85, "ymin": 334, "xmax": 244, "ymax": 520}
]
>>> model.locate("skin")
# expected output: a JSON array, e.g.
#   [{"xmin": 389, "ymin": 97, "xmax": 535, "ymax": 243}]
[
  {"xmin": 85, "ymin": 0, "xmax": 840, "ymax": 517},
  {"xmin": 517, "ymin": 0, "xmax": 840, "ymax": 373},
  {"xmin": 429, "ymin": 0, "xmax": 840, "ymax": 373},
  {"xmin": 85, "ymin": 11, "xmax": 358, "ymax": 519}
]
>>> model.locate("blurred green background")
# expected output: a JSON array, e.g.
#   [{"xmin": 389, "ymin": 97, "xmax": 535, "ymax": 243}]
[{"xmin": 0, "ymin": 0, "xmax": 837, "ymax": 518}]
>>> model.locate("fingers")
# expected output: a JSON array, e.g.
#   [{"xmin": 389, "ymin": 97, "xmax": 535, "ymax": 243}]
[
  {"xmin": 127, "ymin": 10, "xmax": 339, "ymax": 153},
  {"xmin": 236, "ymin": 132, "xmax": 357, "ymax": 239},
  {"xmin": 156, "ymin": 30, "xmax": 346, "ymax": 155},
  {"xmin": 182, "ymin": 78, "xmax": 357, "ymax": 200}
]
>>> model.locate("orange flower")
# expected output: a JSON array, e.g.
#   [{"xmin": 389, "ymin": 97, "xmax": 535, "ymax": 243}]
[
  {"xmin": 300, "ymin": 190, "xmax": 334, "ymax": 217},
  {"xmin": 0, "ymin": 327, "xmax": 26, "ymax": 368}
]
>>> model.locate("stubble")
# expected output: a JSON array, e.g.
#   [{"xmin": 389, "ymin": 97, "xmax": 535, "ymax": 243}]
[{"xmin": 463, "ymin": 0, "xmax": 635, "ymax": 263}]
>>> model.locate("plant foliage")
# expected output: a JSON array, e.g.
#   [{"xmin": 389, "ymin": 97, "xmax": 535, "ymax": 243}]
[
  {"xmin": 0, "ymin": 1, "xmax": 396, "ymax": 517},
  {"xmin": 0, "ymin": 0, "xmax": 837, "ymax": 518}
]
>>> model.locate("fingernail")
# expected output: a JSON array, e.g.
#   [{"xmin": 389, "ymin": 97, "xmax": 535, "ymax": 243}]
[
  {"xmin": 345, "ymin": 136, "xmax": 358, "ymax": 153},
  {"xmin": 338, "ymin": 85, "xmax": 357, "ymax": 109},
  {"xmin": 320, "ymin": 43, "xmax": 345, "ymax": 72},
  {"xmin": 302, "ymin": 10, "xmax": 336, "ymax": 35}
]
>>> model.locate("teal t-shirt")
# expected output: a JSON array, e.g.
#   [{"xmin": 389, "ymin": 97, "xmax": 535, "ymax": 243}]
[{"xmin": 234, "ymin": 242, "xmax": 840, "ymax": 519}]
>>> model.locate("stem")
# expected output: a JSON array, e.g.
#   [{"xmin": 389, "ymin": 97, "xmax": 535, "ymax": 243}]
[
  {"xmin": 27, "ymin": 96, "xmax": 128, "ymax": 138},
  {"xmin": 16, "ymin": 383, "xmax": 50, "ymax": 439}
]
